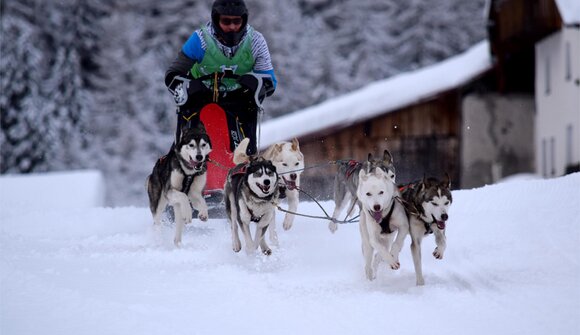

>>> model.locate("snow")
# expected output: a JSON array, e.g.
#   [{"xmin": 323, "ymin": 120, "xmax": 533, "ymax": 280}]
[
  {"xmin": 1, "ymin": 171, "xmax": 579, "ymax": 334},
  {"xmin": 260, "ymin": 40, "xmax": 491, "ymax": 147}
]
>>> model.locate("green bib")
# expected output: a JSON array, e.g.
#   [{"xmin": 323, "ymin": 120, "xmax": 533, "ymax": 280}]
[{"xmin": 190, "ymin": 26, "xmax": 255, "ymax": 91}]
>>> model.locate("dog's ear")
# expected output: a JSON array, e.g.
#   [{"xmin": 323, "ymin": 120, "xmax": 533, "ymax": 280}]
[
  {"xmin": 383, "ymin": 149, "xmax": 393, "ymax": 165},
  {"xmin": 275, "ymin": 143, "xmax": 284, "ymax": 153},
  {"xmin": 291, "ymin": 138, "xmax": 300, "ymax": 151},
  {"xmin": 419, "ymin": 174, "xmax": 427, "ymax": 192},
  {"xmin": 195, "ymin": 121, "xmax": 206, "ymax": 133},
  {"xmin": 359, "ymin": 169, "xmax": 368, "ymax": 181},
  {"xmin": 367, "ymin": 153, "xmax": 373, "ymax": 162},
  {"xmin": 443, "ymin": 173, "xmax": 451, "ymax": 189}
]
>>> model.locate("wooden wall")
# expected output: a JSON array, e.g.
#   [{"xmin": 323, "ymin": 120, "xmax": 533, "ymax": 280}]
[
  {"xmin": 487, "ymin": 0, "xmax": 562, "ymax": 92},
  {"xmin": 296, "ymin": 90, "xmax": 462, "ymax": 199}
]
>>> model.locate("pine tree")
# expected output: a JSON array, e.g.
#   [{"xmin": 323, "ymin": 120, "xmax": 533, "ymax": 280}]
[{"xmin": 1, "ymin": 1, "xmax": 50, "ymax": 172}]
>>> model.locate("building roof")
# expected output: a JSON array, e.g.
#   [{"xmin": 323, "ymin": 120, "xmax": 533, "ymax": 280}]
[
  {"xmin": 556, "ymin": 0, "xmax": 580, "ymax": 24},
  {"xmin": 260, "ymin": 40, "xmax": 492, "ymax": 148}
]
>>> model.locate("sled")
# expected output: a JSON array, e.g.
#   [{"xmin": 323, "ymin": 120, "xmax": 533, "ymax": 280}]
[
  {"xmin": 173, "ymin": 72, "xmax": 269, "ymax": 216},
  {"xmin": 199, "ymin": 103, "xmax": 236, "ymax": 206}
]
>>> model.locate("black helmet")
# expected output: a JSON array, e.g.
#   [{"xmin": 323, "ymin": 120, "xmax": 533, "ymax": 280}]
[{"xmin": 211, "ymin": 0, "xmax": 249, "ymax": 47}]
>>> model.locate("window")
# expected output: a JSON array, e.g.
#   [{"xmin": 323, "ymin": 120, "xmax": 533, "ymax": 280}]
[
  {"xmin": 542, "ymin": 138, "xmax": 547, "ymax": 176},
  {"xmin": 550, "ymin": 137, "xmax": 556, "ymax": 176},
  {"xmin": 565, "ymin": 42, "xmax": 571, "ymax": 81},
  {"xmin": 566, "ymin": 124, "xmax": 574, "ymax": 165},
  {"xmin": 545, "ymin": 57, "xmax": 551, "ymax": 95}
]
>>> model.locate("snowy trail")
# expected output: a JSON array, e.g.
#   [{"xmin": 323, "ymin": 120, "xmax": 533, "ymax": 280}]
[{"xmin": 1, "ymin": 173, "xmax": 579, "ymax": 335}]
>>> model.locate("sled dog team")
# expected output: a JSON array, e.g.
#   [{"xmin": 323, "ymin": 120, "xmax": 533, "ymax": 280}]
[{"xmin": 146, "ymin": 124, "xmax": 453, "ymax": 286}]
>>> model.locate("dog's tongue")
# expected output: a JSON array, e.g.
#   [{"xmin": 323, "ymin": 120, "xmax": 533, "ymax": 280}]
[
  {"xmin": 284, "ymin": 179, "xmax": 297, "ymax": 190},
  {"xmin": 371, "ymin": 210, "xmax": 383, "ymax": 222}
]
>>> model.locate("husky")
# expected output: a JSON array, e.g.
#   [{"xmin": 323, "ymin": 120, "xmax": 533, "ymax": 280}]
[
  {"xmin": 225, "ymin": 138, "xmax": 280, "ymax": 255},
  {"xmin": 399, "ymin": 174, "xmax": 453, "ymax": 286},
  {"xmin": 357, "ymin": 167, "xmax": 409, "ymax": 281},
  {"xmin": 261, "ymin": 138, "xmax": 305, "ymax": 243},
  {"xmin": 146, "ymin": 123, "xmax": 212, "ymax": 246},
  {"xmin": 328, "ymin": 150, "xmax": 397, "ymax": 233}
]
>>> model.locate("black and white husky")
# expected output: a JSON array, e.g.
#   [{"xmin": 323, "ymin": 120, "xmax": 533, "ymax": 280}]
[
  {"xmin": 357, "ymin": 167, "xmax": 409, "ymax": 281},
  {"xmin": 328, "ymin": 150, "xmax": 397, "ymax": 233},
  {"xmin": 225, "ymin": 138, "xmax": 280, "ymax": 256},
  {"xmin": 400, "ymin": 175, "xmax": 453, "ymax": 286},
  {"xmin": 146, "ymin": 124, "xmax": 212, "ymax": 246}
]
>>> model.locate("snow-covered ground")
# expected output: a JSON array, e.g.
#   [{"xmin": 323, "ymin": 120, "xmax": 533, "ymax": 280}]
[{"xmin": 1, "ymin": 171, "xmax": 579, "ymax": 335}]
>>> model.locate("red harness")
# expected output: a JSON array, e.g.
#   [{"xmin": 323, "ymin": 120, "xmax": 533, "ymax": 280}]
[{"xmin": 345, "ymin": 160, "xmax": 361, "ymax": 179}]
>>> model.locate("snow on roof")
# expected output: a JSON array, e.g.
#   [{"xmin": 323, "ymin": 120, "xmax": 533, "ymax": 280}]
[
  {"xmin": 556, "ymin": 0, "xmax": 580, "ymax": 24},
  {"xmin": 260, "ymin": 40, "xmax": 491, "ymax": 148}
]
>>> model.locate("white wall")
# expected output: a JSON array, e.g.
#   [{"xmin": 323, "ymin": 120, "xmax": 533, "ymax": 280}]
[
  {"xmin": 462, "ymin": 93, "xmax": 535, "ymax": 188},
  {"xmin": 535, "ymin": 27, "xmax": 580, "ymax": 177}
]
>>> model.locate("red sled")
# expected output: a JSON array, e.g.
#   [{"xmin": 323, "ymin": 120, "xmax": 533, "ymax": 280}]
[{"xmin": 199, "ymin": 103, "xmax": 238, "ymax": 206}]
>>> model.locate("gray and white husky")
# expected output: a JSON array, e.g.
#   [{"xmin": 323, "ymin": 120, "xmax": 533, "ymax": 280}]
[
  {"xmin": 328, "ymin": 150, "xmax": 397, "ymax": 233},
  {"xmin": 225, "ymin": 138, "xmax": 280, "ymax": 256},
  {"xmin": 146, "ymin": 123, "xmax": 212, "ymax": 246},
  {"xmin": 261, "ymin": 138, "xmax": 305, "ymax": 244},
  {"xmin": 357, "ymin": 167, "xmax": 409, "ymax": 281},
  {"xmin": 400, "ymin": 175, "xmax": 453, "ymax": 285}
]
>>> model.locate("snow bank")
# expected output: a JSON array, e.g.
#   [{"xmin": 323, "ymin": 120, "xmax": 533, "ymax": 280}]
[{"xmin": 0, "ymin": 170, "xmax": 105, "ymax": 211}]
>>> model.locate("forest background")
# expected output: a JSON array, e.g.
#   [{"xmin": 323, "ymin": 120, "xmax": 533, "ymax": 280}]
[{"xmin": 0, "ymin": 0, "xmax": 486, "ymax": 205}]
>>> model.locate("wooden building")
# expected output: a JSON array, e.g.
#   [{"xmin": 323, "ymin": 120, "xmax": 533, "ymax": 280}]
[
  {"xmin": 261, "ymin": 42, "xmax": 491, "ymax": 197},
  {"xmin": 295, "ymin": 90, "xmax": 464, "ymax": 196}
]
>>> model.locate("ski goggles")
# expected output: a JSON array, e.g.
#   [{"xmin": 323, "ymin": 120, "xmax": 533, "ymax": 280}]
[{"xmin": 219, "ymin": 17, "xmax": 243, "ymax": 26}]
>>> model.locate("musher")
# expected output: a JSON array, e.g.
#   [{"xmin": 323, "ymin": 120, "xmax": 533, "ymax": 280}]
[{"xmin": 164, "ymin": 0, "xmax": 277, "ymax": 155}]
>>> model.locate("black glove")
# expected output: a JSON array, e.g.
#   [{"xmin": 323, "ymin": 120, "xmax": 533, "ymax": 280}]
[
  {"xmin": 167, "ymin": 75, "xmax": 207, "ymax": 107},
  {"xmin": 238, "ymin": 74, "xmax": 267, "ymax": 104}
]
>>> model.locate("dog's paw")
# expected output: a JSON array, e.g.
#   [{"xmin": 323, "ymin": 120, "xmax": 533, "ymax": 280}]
[
  {"xmin": 262, "ymin": 248, "xmax": 272, "ymax": 256},
  {"xmin": 197, "ymin": 211, "xmax": 208, "ymax": 222},
  {"xmin": 433, "ymin": 248, "xmax": 444, "ymax": 259},
  {"xmin": 282, "ymin": 216, "xmax": 293, "ymax": 231},
  {"xmin": 269, "ymin": 234, "xmax": 279, "ymax": 247},
  {"xmin": 389, "ymin": 254, "xmax": 401, "ymax": 270},
  {"xmin": 328, "ymin": 221, "xmax": 338, "ymax": 234},
  {"xmin": 365, "ymin": 266, "xmax": 376, "ymax": 281},
  {"xmin": 416, "ymin": 278, "xmax": 425, "ymax": 286},
  {"xmin": 174, "ymin": 238, "xmax": 182, "ymax": 247},
  {"xmin": 232, "ymin": 239, "xmax": 242, "ymax": 253},
  {"xmin": 182, "ymin": 210, "xmax": 193, "ymax": 225}
]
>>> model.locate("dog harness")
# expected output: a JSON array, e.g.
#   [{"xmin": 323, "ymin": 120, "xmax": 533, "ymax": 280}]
[
  {"xmin": 246, "ymin": 207, "xmax": 263, "ymax": 222},
  {"xmin": 180, "ymin": 163, "xmax": 208, "ymax": 194},
  {"xmin": 398, "ymin": 182, "xmax": 435, "ymax": 235},
  {"xmin": 344, "ymin": 160, "xmax": 362, "ymax": 179},
  {"xmin": 370, "ymin": 199, "xmax": 395, "ymax": 235}
]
